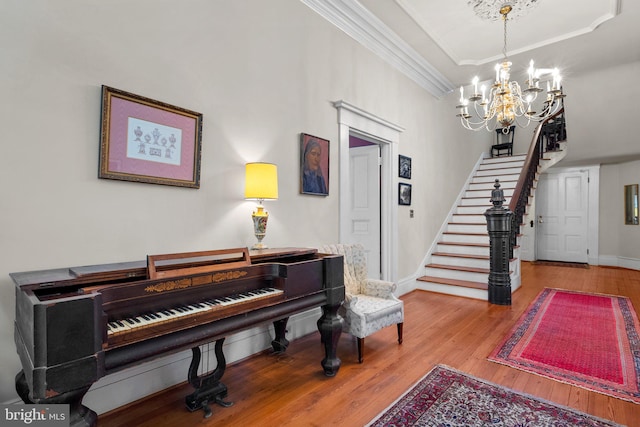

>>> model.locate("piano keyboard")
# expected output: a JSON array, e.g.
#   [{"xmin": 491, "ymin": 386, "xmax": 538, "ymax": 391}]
[{"xmin": 107, "ymin": 287, "xmax": 284, "ymax": 336}]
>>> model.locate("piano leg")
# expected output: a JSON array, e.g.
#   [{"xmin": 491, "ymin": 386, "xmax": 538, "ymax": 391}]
[
  {"xmin": 271, "ymin": 317, "xmax": 290, "ymax": 353},
  {"xmin": 185, "ymin": 339, "xmax": 233, "ymax": 418},
  {"xmin": 15, "ymin": 370, "xmax": 97, "ymax": 427},
  {"xmin": 317, "ymin": 301, "xmax": 343, "ymax": 377}
]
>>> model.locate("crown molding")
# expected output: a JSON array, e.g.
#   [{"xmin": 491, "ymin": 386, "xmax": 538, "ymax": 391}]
[{"xmin": 301, "ymin": 0, "xmax": 454, "ymax": 98}]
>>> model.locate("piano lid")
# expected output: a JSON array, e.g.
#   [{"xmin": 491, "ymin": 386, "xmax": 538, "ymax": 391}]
[{"xmin": 10, "ymin": 247, "xmax": 319, "ymax": 291}]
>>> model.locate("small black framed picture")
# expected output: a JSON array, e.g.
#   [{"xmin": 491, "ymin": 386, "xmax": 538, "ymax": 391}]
[
  {"xmin": 399, "ymin": 183, "xmax": 412, "ymax": 205},
  {"xmin": 399, "ymin": 155, "xmax": 411, "ymax": 179}
]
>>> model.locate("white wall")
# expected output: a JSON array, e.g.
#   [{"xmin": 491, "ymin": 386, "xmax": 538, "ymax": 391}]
[
  {"xmin": 0, "ymin": 0, "xmax": 489, "ymax": 411},
  {"xmin": 599, "ymin": 160, "xmax": 640, "ymax": 269},
  {"xmin": 562, "ymin": 61, "xmax": 640, "ymax": 165}
]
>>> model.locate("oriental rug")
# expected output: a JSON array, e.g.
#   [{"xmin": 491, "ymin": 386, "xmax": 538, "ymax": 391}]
[
  {"xmin": 366, "ymin": 365, "xmax": 621, "ymax": 426},
  {"xmin": 489, "ymin": 288, "xmax": 640, "ymax": 404}
]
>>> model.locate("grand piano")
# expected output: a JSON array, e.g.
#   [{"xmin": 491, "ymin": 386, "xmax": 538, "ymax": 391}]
[{"xmin": 12, "ymin": 247, "xmax": 344, "ymax": 427}]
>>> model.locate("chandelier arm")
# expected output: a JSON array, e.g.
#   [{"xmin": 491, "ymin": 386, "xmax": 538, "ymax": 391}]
[
  {"xmin": 470, "ymin": 101, "xmax": 489, "ymax": 120},
  {"xmin": 513, "ymin": 114, "xmax": 532, "ymax": 128},
  {"xmin": 462, "ymin": 113, "xmax": 496, "ymax": 128},
  {"xmin": 459, "ymin": 117, "xmax": 491, "ymax": 132}
]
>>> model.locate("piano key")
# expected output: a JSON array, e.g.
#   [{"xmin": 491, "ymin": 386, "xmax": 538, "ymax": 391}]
[{"xmin": 106, "ymin": 287, "xmax": 284, "ymax": 336}]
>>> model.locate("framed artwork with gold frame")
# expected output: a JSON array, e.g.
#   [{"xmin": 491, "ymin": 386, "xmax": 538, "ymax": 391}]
[{"xmin": 99, "ymin": 85, "xmax": 203, "ymax": 188}]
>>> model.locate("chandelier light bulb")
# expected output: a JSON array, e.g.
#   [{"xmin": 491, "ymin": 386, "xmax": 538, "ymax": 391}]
[{"xmin": 527, "ymin": 60, "xmax": 535, "ymax": 87}]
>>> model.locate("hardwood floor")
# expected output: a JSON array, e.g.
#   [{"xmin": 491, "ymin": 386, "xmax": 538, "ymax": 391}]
[{"xmin": 100, "ymin": 262, "xmax": 640, "ymax": 426}]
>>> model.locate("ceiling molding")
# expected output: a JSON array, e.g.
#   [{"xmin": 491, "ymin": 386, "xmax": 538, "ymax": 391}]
[
  {"xmin": 301, "ymin": 0, "xmax": 454, "ymax": 98},
  {"xmin": 396, "ymin": 0, "xmax": 621, "ymax": 66}
]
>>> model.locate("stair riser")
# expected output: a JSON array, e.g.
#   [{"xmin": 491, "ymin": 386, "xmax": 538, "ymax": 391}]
[
  {"xmin": 482, "ymin": 155, "xmax": 526, "ymax": 165},
  {"xmin": 472, "ymin": 174, "xmax": 520, "ymax": 183},
  {"xmin": 431, "ymin": 255, "xmax": 489, "ymax": 270},
  {"xmin": 448, "ymin": 224, "xmax": 487, "ymax": 233},
  {"xmin": 476, "ymin": 167, "xmax": 522, "ymax": 176},
  {"xmin": 456, "ymin": 205, "xmax": 489, "ymax": 215},
  {"xmin": 468, "ymin": 182, "xmax": 516, "ymax": 191},
  {"xmin": 436, "ymin": 244, "xmax": 489, "ymax": 256},
  {"xmin": 478, "ymin": 161, "xmax": 524, "ymax": 171},
  {"xmin": 451, "ymin": 214, "xmax": 486, "ymax": 224},
  {"xmin": 465, "ymin": 188, "xmax": 514, "ymax": 198},
  {"xmin": 460, "ymin": 197, "xmax": 510, "ymax": 206},
  {"xmin": 442, "ymin": 234, "xmax": 489, "ymax": 244},
  {"xmin": 416, "ymin": 282, "xmax": 488, "ymax": 300},
  {"xmin": 424, "ymin": 267, "xmax": 489, "ymax": 283}
]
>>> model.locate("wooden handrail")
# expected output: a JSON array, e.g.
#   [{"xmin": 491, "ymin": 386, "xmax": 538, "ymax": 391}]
[
  {"xmin": 508, "ymin": 107, "xmax": 565, "ymax": 213},
  {"xmin": 505, "ymin": 107, "xmax": 566, "ymax": 258}
]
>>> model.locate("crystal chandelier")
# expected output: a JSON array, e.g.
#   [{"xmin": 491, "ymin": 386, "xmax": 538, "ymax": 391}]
[{"xmin": 456, "ymin": 4, "xmax": 565, "ymax": 131}]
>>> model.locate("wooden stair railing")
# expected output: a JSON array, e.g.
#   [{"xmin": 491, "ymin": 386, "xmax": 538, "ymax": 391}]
[{"xmin": 507, "ymin": 107, "xmax": 567, "ymax": 259}]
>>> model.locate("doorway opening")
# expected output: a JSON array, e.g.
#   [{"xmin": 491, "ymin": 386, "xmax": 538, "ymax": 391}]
[{"xmin": 334, "ymin": 100, "xmax": 404, "ymax": 281}]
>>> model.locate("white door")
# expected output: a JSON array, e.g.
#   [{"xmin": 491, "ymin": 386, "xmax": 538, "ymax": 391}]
[
  {"xmin": 348, "ymin": 144, "xmax": 381, "ymax": 278},
  {"xmin": 536, "ymin": 170, "xmax": 589, "ymax": 263}
]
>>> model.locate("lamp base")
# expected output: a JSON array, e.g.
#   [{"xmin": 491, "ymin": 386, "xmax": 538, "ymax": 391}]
[{"xmin": 251, "ymin": 205, "xmax": 269, "ymax": 251}]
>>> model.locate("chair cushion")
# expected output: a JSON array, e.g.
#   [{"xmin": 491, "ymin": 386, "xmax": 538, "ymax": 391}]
[
  {"xmin": 341, "ymin": 295, "xmax": 404, "ymax": 338},
  {"xmin": 351, "ymin": 295, "xmax": 402, "ymax": 320}
]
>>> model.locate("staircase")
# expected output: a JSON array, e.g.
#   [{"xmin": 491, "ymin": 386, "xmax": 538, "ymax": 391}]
[{"xmin": 417, "ymin": 154, "xmax": 526, "ymax": 300}]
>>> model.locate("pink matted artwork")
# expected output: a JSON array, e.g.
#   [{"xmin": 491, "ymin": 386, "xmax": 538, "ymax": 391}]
[{"xmin": 99, "ymin": 86, "xmax": 203, "ymax": 188}]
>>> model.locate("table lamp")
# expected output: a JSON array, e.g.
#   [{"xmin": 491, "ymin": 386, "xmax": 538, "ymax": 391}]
[{"xmin": 244, "ymin": 162, "xmax": 278, "ymax": 249}]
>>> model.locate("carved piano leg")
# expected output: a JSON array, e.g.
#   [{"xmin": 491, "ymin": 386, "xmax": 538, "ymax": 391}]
[
  {"xmin": 317, "ymin": 301, "xmax": 343, "ymax": 377},
  {"xmin": 185, "ymin": 339, "xmax": 233, "ymax": 418},
  {"xmin": 15, "ymin": 370, "xmax": 97, "ymax": 427},
  {"xmin": 271, "ymin": 317, "xmax": 290, "ymax": 353}
]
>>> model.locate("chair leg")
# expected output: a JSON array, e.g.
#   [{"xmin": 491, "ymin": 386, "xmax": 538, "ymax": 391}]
[
  {"xmin": 357, "ymin": 338, "xmax": 364, "ymax": 363},
  {"xmin": 397, "ymin": 323, "xmax": 403, "ymax": 344}
]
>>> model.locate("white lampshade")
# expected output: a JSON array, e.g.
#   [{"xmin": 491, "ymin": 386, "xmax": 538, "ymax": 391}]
[{"xmin": 245, "ymin": 163, "xmax": 278, "ymax": 200}]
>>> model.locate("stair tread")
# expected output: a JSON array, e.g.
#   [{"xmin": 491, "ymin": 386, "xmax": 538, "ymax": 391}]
[
  {"xmin": 417, "ymin": 275, "xmax": 488, "ymax": 290},
  {"xmin": 475, "ymin": 171, "xmax": 521, "ymax": 175},
  {"xmin": 425, "ymin": 263, "xmax": 490, "ymax": 273},
  {"xmin": 466, "ymin": 187, "xmax": 515, "ymax": 192},
  {"xmin": 443, "ymin": 231, "xmax": 488, "ymax": 236},
  {"xmin": 462, "ymin": 196, "xmax": 510, "ymax": 200},
  {"xmin": 438, "ymin": 242, "xmax": 490, "ymax": 248},
  {"xmin": 432, "ymin": 252, "xmax": 489, "ymax": 260},
  {"xmin": 472, "ymin": 179, "xmax": 518, "ymax": 183},
  {"xmin": 477, "ymin": 167, "xmax": 523, "ymax": 172}
]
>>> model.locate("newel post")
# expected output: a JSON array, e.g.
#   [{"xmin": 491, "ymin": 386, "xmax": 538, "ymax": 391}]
[{"xmin": 484, "ymin": 179, "xmax": 513, "ymax": 305}]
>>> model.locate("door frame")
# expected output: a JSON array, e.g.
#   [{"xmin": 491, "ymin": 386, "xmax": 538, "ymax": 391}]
[
  {"xmin": 535, "ymin": 165, "xmax": 600, "ymax": 265},
  {"xmin": 334, "ymin": 100, "xmax": 404, "ymax": 282}
]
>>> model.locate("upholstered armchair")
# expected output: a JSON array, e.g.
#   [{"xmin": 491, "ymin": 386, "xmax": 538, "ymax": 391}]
[{"xmin": 320, "ymin": 243, "xmax": 404, "ymax": 363}]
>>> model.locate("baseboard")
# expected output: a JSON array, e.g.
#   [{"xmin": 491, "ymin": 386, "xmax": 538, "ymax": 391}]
[
  {"xmin": 79, "ymin": 307, "xmax": 322, "ymax": 415},
  {"xmin": 415, "ymin": 281, "xmax": 488, "ymax": 300},
  {"xmin": 396, "ymin": 275, "xmax": 417, "ymax": 296},
  {"xmin": 599, "ymin": 255, "xmax": 640, "ymax": 271}
]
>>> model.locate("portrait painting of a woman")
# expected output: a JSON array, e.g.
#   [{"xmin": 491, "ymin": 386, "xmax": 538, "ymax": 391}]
[{"xmin": 300, "ymin": 133, "xmax": 329, "ymax": 196}]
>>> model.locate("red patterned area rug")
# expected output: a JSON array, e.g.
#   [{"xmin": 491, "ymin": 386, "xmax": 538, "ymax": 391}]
[
  {"xmin": 489, "ymin": 288, "xmax": 640, "ymax": 404},
  {"xmin": 366, "ymin": 365, "xmax": 621, "ymax": 426}
]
